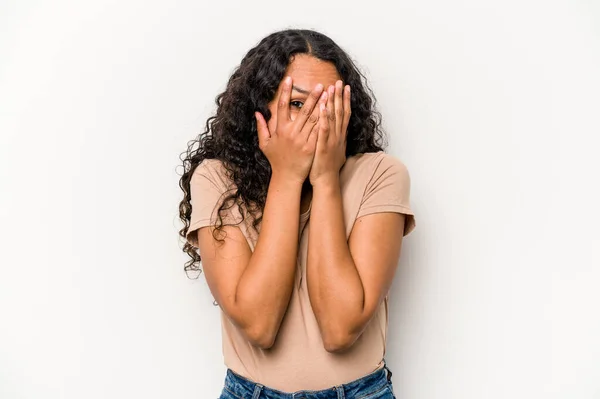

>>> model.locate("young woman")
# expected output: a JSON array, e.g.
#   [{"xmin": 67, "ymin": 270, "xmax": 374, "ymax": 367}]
[{"xmin": 178, "ymin": 28, "xmax": 416, "ymax": 399}]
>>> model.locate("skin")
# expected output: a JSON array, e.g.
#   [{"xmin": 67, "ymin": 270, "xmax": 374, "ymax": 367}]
[{"xmin": 196, "ymin": 54, "xmax": 406, "ymax": 352}]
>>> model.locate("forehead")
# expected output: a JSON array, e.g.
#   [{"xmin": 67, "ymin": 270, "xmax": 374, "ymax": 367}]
[{"xmin": 285, "ymin": 54, "xmax": 341, "ymax": 90}]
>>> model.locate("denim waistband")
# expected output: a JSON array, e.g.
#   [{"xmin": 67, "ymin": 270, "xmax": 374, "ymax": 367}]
[{"xmin": 222, "ymin": 362, "xmax": 393, "ymax": 399}]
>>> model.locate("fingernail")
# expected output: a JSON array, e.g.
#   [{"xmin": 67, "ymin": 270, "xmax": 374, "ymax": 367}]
[
  {"xmin": 316, "ymin": 83, "xmax": 323, "ymax": 91},
  {"xmin": 285, "ymin": 76, "xmax": 292, "ymax": 85}
]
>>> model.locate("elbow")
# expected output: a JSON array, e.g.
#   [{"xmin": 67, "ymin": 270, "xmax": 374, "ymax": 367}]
[
  {"xmin": 244, "ymin": 324, "xmax": 278, "ymax": 350},
  {"xmin": 229, "ymin": 305, "xmax": 283, "ymax": 350},
  {"xmin": 322, "ymin": 329, "xmax": 359, "ymax": 353}
]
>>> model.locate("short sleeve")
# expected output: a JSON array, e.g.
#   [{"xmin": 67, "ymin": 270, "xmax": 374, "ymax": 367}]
[
  {"xmin": 185, "ymin": 159, "xmax": 242, "ymax": 248},
  {"xmin": 356, "ymin": 153, "xmax": 416, "ymax": 236}
]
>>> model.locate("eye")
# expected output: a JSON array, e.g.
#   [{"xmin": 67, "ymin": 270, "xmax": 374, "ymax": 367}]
[{"xmin": 290, "ymin": 100, "xmax": 304, "ymax": 109}]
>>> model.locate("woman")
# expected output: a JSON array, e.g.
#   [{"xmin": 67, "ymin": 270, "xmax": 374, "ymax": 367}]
[{"xmin": 178, "ymin": 28, "xmax": 415, "ymax": 399}]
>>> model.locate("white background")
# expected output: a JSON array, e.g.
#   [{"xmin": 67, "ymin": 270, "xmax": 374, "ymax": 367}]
[{"xmin": 1, "ymin": 1, "xmax": 599, "ymax": 398}]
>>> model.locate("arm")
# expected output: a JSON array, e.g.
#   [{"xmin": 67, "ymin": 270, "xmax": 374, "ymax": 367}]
[
  {"xmin": 195, "ymin": 77, "xmax": 327, "ymax": 349},
  {"xmin": 307, "ymin": 80, "xmax": 413, "ymax": 352},
  {"xmin": 197, "ymin": 174, "xmax": 303, "ymax": 349},
  {"xmin": 307, "ymin": 175, "xmax": 405, "ymax": 352}
]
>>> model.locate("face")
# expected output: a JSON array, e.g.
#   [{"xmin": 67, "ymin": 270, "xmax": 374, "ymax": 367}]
[{"xmin": 266, "ymin": 54, "xmax": 342, "ymax": 132}]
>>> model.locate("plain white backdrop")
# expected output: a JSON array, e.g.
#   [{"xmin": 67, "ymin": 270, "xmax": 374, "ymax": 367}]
[{"xmin": 1, "ymin": 0, "xmax": 599, "ymax": 398}]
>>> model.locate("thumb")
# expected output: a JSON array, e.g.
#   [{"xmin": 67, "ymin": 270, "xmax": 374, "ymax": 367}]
[{"xmin": 255, "ymin": 112, "xmax": 270, "ymax": 148}]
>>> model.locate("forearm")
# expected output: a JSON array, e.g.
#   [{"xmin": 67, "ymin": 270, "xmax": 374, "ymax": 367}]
[
  {"xmin": 307, "ymin": 175, "xmax": 366, "ymax": 350},
  {"xmin": 234, "ymin": 172, "xmax": 303, "ymax": 345}
]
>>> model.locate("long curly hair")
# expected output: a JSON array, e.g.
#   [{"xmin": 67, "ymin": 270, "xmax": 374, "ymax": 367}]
[{"xmin": 178, "ymin": 28, "xmax": 386, "ymax": 275}]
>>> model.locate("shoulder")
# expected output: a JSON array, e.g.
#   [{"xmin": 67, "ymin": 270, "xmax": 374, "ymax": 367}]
[
  {"xmin": 193, "ymin": 158, "xmax": 226, "ymax": 176},
  {"xmin": 191, "ymin": 158, "xmax": 234, "ymax": 191},
  {"xmin": 369, "ymin": 151, "xmax": 408, "ymax": 170},
  {"xmin": 343, "ymin": 151, "xmax": 410, "ymax": 182}
]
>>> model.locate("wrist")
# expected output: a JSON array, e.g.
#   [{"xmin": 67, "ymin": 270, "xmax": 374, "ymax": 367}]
[
  {"xmin": 270, "ymin": 171, "xmax": 306, "ymax": 189},
  {"xmin": 310, "ymin": 172, "xmax": 340, "ymax": 189}
]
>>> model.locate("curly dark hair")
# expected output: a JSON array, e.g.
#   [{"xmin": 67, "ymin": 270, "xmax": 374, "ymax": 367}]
[{"xmin": 178, "ymin": 28, "xmax": 387, "ymax": 275}]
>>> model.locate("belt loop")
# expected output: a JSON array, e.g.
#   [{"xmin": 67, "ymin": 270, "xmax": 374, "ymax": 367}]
[
  {"xmin": 335, "ymin": 385, "xmax": 345, "ymax": 399},
  {"xmin": 251, "ymin": 383, "xmax": 263, "ymax": 399}
]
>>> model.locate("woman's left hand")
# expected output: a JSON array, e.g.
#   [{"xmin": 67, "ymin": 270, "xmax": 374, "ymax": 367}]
[{"xmin": 309, "ymin": 80, "xmax": 351, "ymax": 186}]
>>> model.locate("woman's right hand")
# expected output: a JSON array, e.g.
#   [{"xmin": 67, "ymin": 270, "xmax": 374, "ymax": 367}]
[{"xmin": 255, "ymin": 77, "xmax": 327, "ymax": 184}]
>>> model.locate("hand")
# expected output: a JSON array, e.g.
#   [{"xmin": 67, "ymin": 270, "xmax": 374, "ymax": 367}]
[
  {"xmin": 255, "ymin": 77, "xmax": 327, "ymax": 184},
  {"xmin": 309, "ymin": 80, "xmax": 351, "ymax": 186}
]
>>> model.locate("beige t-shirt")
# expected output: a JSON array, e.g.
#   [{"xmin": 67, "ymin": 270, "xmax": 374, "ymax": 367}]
[{"xmin": 186, "ymin": 150, "xmax": 416, "ymax": 392}]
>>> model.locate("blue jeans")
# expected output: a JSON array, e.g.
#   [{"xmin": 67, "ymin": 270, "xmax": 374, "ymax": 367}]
[{"xmin": 218, "ymin": 362, "xmax": 397, "ymax": 399}]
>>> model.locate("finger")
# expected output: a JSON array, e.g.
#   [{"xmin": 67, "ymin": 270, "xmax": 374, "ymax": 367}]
[
  {"xmin": 326, "ymin": 85, "xmax": 335, "ymax": 141},
  {"xmin": 341, "ymin": 85, "xmax": 351, "ymax": 140},
  {"xmin": 319, "ymin": 102, "xmax": 330, "ymax": 145},
  {"xmin": 301, "ymin": 90, "xmax": 326, "ymax": 140},
  {"xmin": 307, "ymin": 111, "xmax": 320, "ymax": 148},
  {"xmin": 305, "ymin": 91, "xmax": 328, "ymax": 141},
  {"xmin": 334, "ymin": 80, "xmax": 344, "ymax": 136},
  {"xmin": 255, "ymin": 112, "xmax": 270, "ymax": 148},
  {"xmin": 294, "ymin": 83, "xmax": 324, "ymax": 133},
  {"xmin": 277, "ymin": 76, "xmax": 292, "ymax": 124}
]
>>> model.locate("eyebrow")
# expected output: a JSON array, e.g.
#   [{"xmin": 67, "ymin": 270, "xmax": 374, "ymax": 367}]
[{"xmin": 292, "ymin": 85, "xmax": 310, "ymax": 95}]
